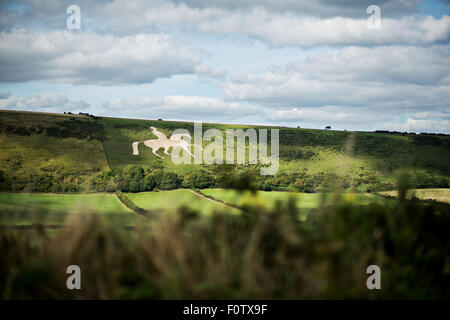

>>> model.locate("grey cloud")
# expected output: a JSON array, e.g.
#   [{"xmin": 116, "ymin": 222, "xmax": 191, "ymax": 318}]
[
  {"xmin": 0, "ymin": 90, "xmax": 11, "ymax": 98},
  {"xmin": 0, "ymin": 29, "xmax": 219, "ymax": 85},
  {"xmin": 96, "ymin": 3, "xmax": 450, "ymax": 47},
  {"xmin": 100, "ymin": 96, "xmax": 261, "ymax": 120},
  {"xmin": 267, "ymin": 106, "xmax": 450, "ymax": 133},
  {"xmin": 196, "ymin": 14, "xmax": 450, "ymax": 48},
  {"xmin": 3, "ymin": 0, "xmax": 420, "ymax": 32},
  {"xmin": 2, "ymin": 1, "xmax": 448, "ymax": 48},
  {"xmin": 222, "ymin": 45, "xmax": 450, "ymax": 113},
  {"xmin": 383, "ymin": 118, "xmax": 450, "ymax": 132},
  {"xmin": 173, "ymin": 0, "xmax": 422, "ymax": 18},
  {"xmin": 267, "ymin": 106, "xmax": 387, "ymax": 125}
]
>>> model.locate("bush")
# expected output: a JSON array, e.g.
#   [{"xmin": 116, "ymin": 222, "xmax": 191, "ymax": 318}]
[
  {"xmin": 182, "ymin": 171, "xmax": 215, "ymax": 189},
  {"xmin": 159, "ymin": 172, "xmax": 182, "ymax": 190},
  {"xmin": 0, "ymin": 170, "xmax": 9, "ymax": 190},
  {"xmin": 105, "ymin": 181, "xmax": 118, "ymax": 192}
]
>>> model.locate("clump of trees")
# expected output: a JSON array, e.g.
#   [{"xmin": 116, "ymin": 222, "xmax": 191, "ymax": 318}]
[
  {"xmin": 2, "ymin": 172, "xmax": 88, "ymax": 193},
  {"xmin": 2, "ymin": 125, "xmax": 44, "ymax": 136},
  {"xmin": 1, "ymin": 164, "xmax": 448, "ymax": 194},
  {"xmin": 92, "ymin": 166, "xmax": 218, "ymax": 193},
  {"xmin": 0, "ymin": 170, "xmax": 9, "ymax": 190}
]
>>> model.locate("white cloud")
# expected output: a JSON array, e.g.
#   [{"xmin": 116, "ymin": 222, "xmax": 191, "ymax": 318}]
[
  {"xmin": 0, "ymin": 90, "xmax": 11, "ymax": 99},
  {"xmin": 411, "ymin": 109, "xmax": 450, "ymax": 121},
  {"xmin": 3, "ymin": 1, "xmax": 448, "ymax": 47},
  {"xmin": 384, "ymin": 118, "xmax": 450, "ymax": 133},
  {"xmin": 0, "ymin": 93, "xmax": 262, "ymax": 122},
  {"xmin": 102, "ymin": 3, "xmax": 450, "ymax": 48},
  {"xmin": 196, "ymin": 13, "xmax": 450, "ymax": 47},
  {"xmin": 268, "ymin": 106, "xmax": 383, "ymax": 124},
  {"xmin": 172, "ymin": 0, "xmax": 422, "ymax": 18},
  {"xmin": 0, "ymin": 1, "xmax": 448, "ymax": 132},
  {"xmin": 101, "ymin": 95, "xmax": 261, "ymax": 120},
  {"xmin": 276, "ymin": 45, "xmax": 450, "ymax": 86},
  {"xmin": 97, "ymin": 4, "xmax": 450, "ymax": 47},
  {"xmin": 4, "ymin": 0, "xmax": 421, "ymax": 33},
  {"xmin": 0, "ymin": 93, "xmax": 91, "ymax": 113},
  {"xmin": 267, "ymin": 106, "xmax": 450, "ymax": 133},
  {"xmin": 222, "ymin": 45, "xmax": 450, "ymax": 113},
  {"xmin": 267, "ymin": 105, "xmax": 392, "ymax": 131},
  {"xmin": 0, "ymin": 29, "xmax": 221, "ymax": 85},
  {"xmin": 412, "ymin": 111, "xmax": 440, "ymax": 119}
]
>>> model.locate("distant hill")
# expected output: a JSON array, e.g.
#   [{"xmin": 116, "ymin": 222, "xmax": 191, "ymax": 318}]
[{"xmin": 0, "ymin": 109, "xmax": 449, "ymax": 193}]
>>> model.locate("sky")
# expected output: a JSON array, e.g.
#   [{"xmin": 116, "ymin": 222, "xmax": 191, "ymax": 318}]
[{"xmin": 0, "ymin": 0, "xmax": 449, "ymax": 133}]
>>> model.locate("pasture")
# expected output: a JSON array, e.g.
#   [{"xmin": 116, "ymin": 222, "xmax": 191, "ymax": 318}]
[
  {"xmin": 0, "ymin": 193, "xmax": 143, "ymax": 226},
  {"xmin": 125, "ymin": 189, "xmax": 241, "ymax": 214},
  {"xmin": 379, "ymin": 188, "xmax": 450, "ymax": 204},
  {"xmin": 199, "ymin": 188, "xmax": 387, "ymax": 215}
]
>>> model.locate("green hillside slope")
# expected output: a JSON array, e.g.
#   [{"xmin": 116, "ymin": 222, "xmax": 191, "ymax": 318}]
[
  {"xmin": 97, "ymin": 116, "xmax": 450, "ymax": 192},
  {"xmin": 1, "ymin": 110, "xmax": 449, "ymax": 193},
  {"xmin": 0, "ymin": 110, "xmax": 109, "ymax": 192}
]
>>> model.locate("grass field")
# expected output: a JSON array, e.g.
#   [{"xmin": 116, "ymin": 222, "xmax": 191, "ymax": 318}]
[
  {"xmin": 199, "ymin": 188, "xmax": 387, "ymax": 215},
  {"xmin": 379, "ymin": 188, "xmax": 450, "ymax": 204},
  {"xmin": 0, "ymin": 193, "xmax": 143, "ymax": 226},
  {"xmin": 125, "ymin": 189, "xmax": 241, "ymax": 214},
  {"xmin": 0, "ymin": 133, "xmax": 108, "ymax": 175}
]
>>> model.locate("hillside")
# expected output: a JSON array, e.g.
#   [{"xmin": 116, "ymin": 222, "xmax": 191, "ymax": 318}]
[
  {"xmin": 0, "ymin": 109, "xmax": 449, "ymax": 193},
  {"xmin": 0, "ymin": 110, "xmax": 109, "ymax": 192}
]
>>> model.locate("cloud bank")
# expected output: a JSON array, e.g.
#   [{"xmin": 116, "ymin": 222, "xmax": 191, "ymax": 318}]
[
  {"xmin": 0, "ymin": 29, "xmax": 221, "ymax": 85},
  {"xmin": 0, "ymin": 0, "xmax": 448, "ymax": 133}
]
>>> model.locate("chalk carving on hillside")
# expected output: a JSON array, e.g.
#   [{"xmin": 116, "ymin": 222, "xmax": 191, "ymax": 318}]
[{"xmin": 132, "ymin": 127, "xmax": 202, "ymax": 158}]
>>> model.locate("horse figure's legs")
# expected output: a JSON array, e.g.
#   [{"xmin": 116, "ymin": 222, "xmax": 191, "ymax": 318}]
[
  {"xmin": 138, "ymin": 138, "xmax": 199, "ymax": 159},
  {"xmin": 163, "ymin": 145, "xmax": 179, "ymax": 158},
  {"xmin": 132, "ymin": 141, "xmax": 140, "ymax": 155},
  {"xmin": 151, "ymin": 146, "xmax": 164, "ymax": 158},
  {"xmin": 163, "ymin": 146, "xmax": 170, "ymax": 155},
  {"xmin": 181, "ymin": 145, "xmax": 196, "ymax": 158}
]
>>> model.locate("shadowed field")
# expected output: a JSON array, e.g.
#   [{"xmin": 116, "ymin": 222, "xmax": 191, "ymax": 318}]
[
  {"xmin": 199, "ymin": 188, "xmax": 387, "ymax": 214},
  {"xmin": 0, "ymin": 193, "xmax": 144, "ymax": 226},
  {"xmin": 379, "ymin": 188, "xmax": 450, "ymax": 204}
]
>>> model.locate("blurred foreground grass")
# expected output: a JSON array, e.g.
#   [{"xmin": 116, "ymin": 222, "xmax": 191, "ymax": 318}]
[{"xmin": 1, "ymin": 185, "xmax": 449, "ymax": 299}]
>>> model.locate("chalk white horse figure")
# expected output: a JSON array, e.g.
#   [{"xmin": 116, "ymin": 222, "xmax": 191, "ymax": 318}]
[{"xmin": 132, "ymin": 127, "xmax": 202, "ymax": 158}]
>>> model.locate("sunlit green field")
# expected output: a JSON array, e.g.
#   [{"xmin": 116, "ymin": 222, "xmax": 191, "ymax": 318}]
[
  {"xmin": 199, "ymin": 188, "xmax": 386, "ymax": 213},
  {"xmin": 0, "ymin": 193, "xmax": 142, "ymax": 226},
  {"xmin": 1, "ymin": 188, "xmax": 446, "ymax": 227},
  {"xmin": 125, "ymin": 189, "xmax": 241, "ymax": 214}
]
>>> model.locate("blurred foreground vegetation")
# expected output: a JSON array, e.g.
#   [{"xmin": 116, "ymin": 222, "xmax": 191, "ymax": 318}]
[{"xmin": 1, "ymin": 183, "xmax": 449, "ymax": 299}]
